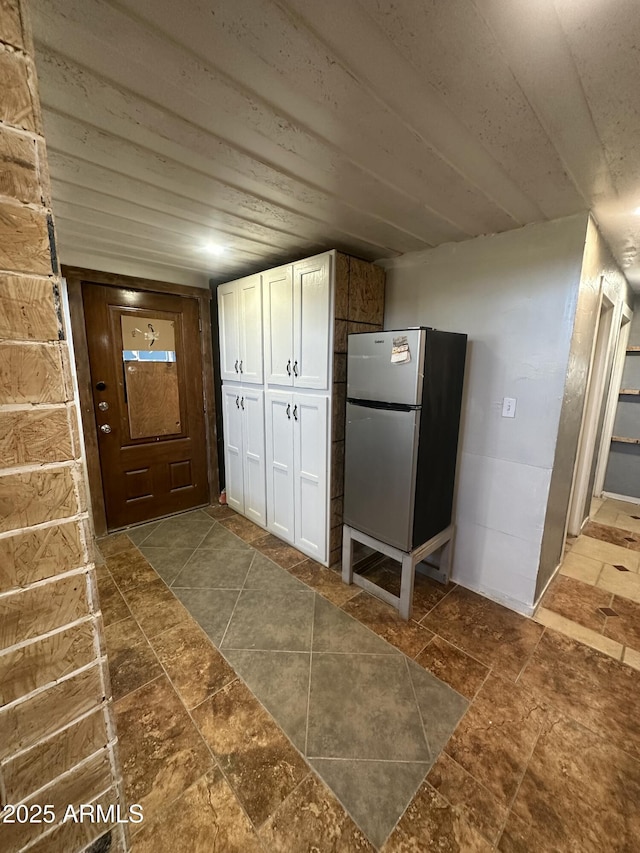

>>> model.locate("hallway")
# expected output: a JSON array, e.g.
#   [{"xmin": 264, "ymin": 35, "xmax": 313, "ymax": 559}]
[{"xmin": 97, "ymin": 503, "xmax": 640, "ymax": 851}]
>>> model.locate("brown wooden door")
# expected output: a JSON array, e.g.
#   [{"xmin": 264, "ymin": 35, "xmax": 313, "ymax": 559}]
[{"xmin": 82, "ymin": 283, "xmax": 208, "ymax": 529}]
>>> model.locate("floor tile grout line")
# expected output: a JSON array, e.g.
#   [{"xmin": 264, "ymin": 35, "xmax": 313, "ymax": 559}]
[
  {"xmin": 402, "ymin": 655, "xmax": 434, "ymax": 761},
  {"xmin": 166, "ymin": 546, "xmax": 200, "ymax": 588},
  {"xmin": 304, "ymin": 593, "xmax": 317, "ymax": 757}
]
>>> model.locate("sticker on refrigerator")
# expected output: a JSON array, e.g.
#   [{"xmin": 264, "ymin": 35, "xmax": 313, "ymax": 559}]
[{"xmin": 391, "ymin": 335, "xmax": 411, "ymax": 364}]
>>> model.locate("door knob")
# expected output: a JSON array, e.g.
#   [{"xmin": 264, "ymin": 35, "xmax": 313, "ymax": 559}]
[{"xmin": 100, "ymin": 424, "xmax": 112, "ymax": 434}]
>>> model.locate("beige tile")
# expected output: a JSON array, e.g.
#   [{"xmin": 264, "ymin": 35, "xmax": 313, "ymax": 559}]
[
  {"xmin": 614, "ymin": 512, "xmax": 640, "ymax": 534},
  {"xmin": 623, "ymin": 647, "xmax": 640, "ymax": 671},
  {"xmin": 533, "ymin": 608, "xmax": 623, "ymax": 660},
  {"xmin": 589, "ymin": 497, "xmax": 604, "ymax": 515},
  {"xmin": 570, "ymin": 535, "xmax": 639, "ymax": 571},
  {"xmin": 597, "ymin": 564, "xmax": 640, "ymax": 603},
  {"xmin": 559, "ymin": 550, "xmax": 603, "ymax": 584}
]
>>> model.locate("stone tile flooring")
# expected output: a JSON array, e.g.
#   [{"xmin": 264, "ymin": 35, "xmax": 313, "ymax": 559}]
[
  {"xmin": 536, "ymin": 496, "xmax": 640, "ymax": 667},
  {"xmin": 96, "ymin": 503, "xmax": 640, "ymax": 851}
]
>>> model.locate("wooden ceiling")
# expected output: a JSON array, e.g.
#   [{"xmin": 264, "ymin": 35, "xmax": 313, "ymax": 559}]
[{"xmin": 30, "ymin": 0, "xmax": 640, "ymax": 288}]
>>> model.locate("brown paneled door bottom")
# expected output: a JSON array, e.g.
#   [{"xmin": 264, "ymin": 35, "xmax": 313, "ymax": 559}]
[{"xmin": 83, "ymin": 283, "xmax": 208, "ymax": 529}]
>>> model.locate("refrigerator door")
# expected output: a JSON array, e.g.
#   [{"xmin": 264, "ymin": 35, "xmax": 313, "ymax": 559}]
[
  {"xmin": 347, "ymin": 329, "xmax": 425, "ymax": 406},
  {"xmin": 343, "ymin": 401, "xmax": 420, "ymax": 550}
]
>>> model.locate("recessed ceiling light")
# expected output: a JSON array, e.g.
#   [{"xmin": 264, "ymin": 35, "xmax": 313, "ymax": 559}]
[{"xmin": 202, "ymin": 242, "xmax": 226, "ymax": 256}]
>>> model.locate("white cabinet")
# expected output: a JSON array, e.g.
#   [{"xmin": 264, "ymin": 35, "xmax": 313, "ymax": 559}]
[
  {"xmin": 222, "ymin": 386, "xmax": 266, "ymax": 525},
  {"xmin": 265, "ymin": 391, "xmax": 328, "ymax": 562},
  {"xmin": 264, "ymin": 253, "xmax": 331, "ymax": 390},
  {"xmin": 218, "ymin": 274, "xmax": 263, "ymax": 384}
]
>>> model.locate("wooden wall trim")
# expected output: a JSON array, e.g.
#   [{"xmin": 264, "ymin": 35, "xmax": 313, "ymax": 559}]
[{"xmin": 62, "ymin": 265, "xmax": 212, "ymax": 301}]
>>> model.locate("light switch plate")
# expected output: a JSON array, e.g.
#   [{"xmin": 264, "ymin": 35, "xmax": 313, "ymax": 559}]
[{"xmin": 502, "ymin": 397, "xmax": 516, "ymax": 418}]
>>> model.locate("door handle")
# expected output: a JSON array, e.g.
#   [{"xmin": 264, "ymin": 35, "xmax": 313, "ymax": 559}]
[
  {"xmin": 236, "ymin": 395, "xmax": 239, "ymax": 408},
  {"xmin": 286, "ymin": 359, "xmax": 291, "ymax": 376},
  {"xmin": 240, "ymin": 397, "xmax": 244, "ymax": 410},
  {"xmin": 234, "ymin": 360, "xmax": 239, "ymax": 373},
  {"xmin": 293, "ymin": 404, "xmax": 298, "ymax": 421},
  {"xmin": 239, "ymin": 360, "xmax": 243, "ymax": 373},
  {"xmin": 286, "ymin": 403, "xmax": 291, "ymax": 419},
  {"xmin": 100, "ymin": 424, "xmax": 112, "ymax": 434},
  {"xmin": 293, "ymin": 360, "xmax": 298, "ymax": 377}
]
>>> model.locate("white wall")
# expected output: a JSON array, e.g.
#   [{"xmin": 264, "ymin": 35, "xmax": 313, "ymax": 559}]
[{"xmin": 382, "ymin": 214, "xmax": 589, "ymax": 613}]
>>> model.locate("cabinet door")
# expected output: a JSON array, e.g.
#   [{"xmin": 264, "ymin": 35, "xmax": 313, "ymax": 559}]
[
  {"xmin": 265, "ymin": 391, "xmax": 295, "ymax": 543},
  {"xmin": 241, "ymin": 388, "xmax": 266, "ymax": 526},
  {"xmin": 263, "ymin": 266, "xmax": 294, "ymax": 386},
  {"xmin": 293, "ymin": 394, "xmax": 328, "ymax": 561},
  {"xmin": 218, "ymin": 281, "xmax": 241, "ymax": 382},
  {"xmin": 293, "ymin": 254, "xmax": 331, "ymax": 390},
  {"xmin": 238, "ymin": 275, "xmax": 263, "ymax": 384},
  {"xmin": 222, "ymin": 386, "xmax": 244, "ymax": 513}
]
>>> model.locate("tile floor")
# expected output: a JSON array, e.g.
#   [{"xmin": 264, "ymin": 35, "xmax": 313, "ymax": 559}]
[
  {"xmin": 96, "ymin": 502, "xmax": 640, "ymax": 851},
  {"xmin": 536, "ymin": 496, "xmax": 640, "ymax": 668}
]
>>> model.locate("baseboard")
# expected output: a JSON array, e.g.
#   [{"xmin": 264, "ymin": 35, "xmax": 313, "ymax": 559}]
[{"xmin": 601, "ymin": 491, "xmax": 640, "ymax": 505}]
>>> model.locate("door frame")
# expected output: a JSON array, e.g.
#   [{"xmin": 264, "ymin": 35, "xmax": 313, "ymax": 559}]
[
  {"xmin": 63, "ymin": 265, "xmax": 218, "ymax": 537},
  {"xmin": 565, "ymin": 281, "xmax": 616, "ymax": 537}
]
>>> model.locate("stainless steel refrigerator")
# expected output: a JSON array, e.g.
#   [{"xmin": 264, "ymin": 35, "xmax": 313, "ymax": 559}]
[{"xmin": 343, "ymin": 328, "xmax": 467, "ymax": 551}]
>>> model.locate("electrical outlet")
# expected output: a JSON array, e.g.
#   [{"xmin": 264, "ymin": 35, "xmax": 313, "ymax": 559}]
[{"xmin": 502, "ymin": 397, "xmax": 516, "ymax": 418}]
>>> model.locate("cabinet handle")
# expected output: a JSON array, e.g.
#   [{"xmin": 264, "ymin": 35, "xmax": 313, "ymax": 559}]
[
  {"xmin": 286, "ymin": 403, "xmax": 291, "ymax": 419},
  {"xmin": 235, "ymin": 395, "xmax": 240, "ymax": 408},
  {"xmin": 241, "ymin": 397, "xmax": 244, "ymax": 410},
  {"xmin": 234, "ymin": 360, "xmax": 239, "ymax": 373},
  {"xmin": 293, "ymin": 360, "xmax": 298, "ymax": 377},
  {"xmin": 239, "ymin": 360, "xmax": 243, "ymax": 373},
  {"xmin": 293, "ymin": 404, "xmax": 298, "ymax": 421},
  {"xmin": 286, "ymin": 359, "xmax": 291, "ymax": 376}
]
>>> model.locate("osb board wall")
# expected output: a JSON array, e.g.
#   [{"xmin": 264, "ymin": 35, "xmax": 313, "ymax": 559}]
[
  {"xmin": 0, "ymin": 3, "xmax": 127, "ymax": 851},
  {"xmin": 329, "ymin": 253, "xmax": 385, "ymax": 566}
]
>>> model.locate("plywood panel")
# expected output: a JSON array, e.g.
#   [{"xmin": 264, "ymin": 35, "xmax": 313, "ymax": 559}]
[
  {"xmin": 0, "ymin": 124, "xmax": 39, "ymax": 204},
  {"xmin": 0, "ymin": 0, "xmax": 25, "ymax": 50},
  {"xmin": 0, "ymin": 521, "xmax": 85, "ymax": 592},
  {"xmin": 1, "ymin": 749, "xmax": 114, "ymax": 852},
  {"xmin": 0, "ymin": 45, "xmax": 36, "ymax": 131},
  {"xmin": 0, "ymin": 572, "xmax": 89, "ymax": 649},
  {"xmin": 0, "ymin": 343, "xmax": 66, "ymax": 404},
  {"xmin": 348, "ymin": 257, "xmax": 385, "ymax": 325},
  {"xmin": 0, "ymin": 621, "xmax": 96, "ymax": 705},
  {"xmin": 0, "ymin": 275, "xmax": 60, "ymax": 341},
  {"xmin": 21, "ymin": 789, "xmax": 120, "ymax": 853},
  {"xmin": 0, "ymin": 664, "xmax": 105, "ymax": 759},
  {"xmin": 2, "ymin": 709, "xmax": 109, "ymax": 803},
  {"xmin": 0, "ymin": 409, "xmax": 73, "ymax": 465},
  {"xmin": 124, "ymin": 360, "xmax": 181, "ymax": 439},
  {"xmin": 0, "ymin": 201, "xmax": 51, "ymax": 274},
  {"xmin": 0, "ymin": 467, "xmax": 78, "ymax": 533}
]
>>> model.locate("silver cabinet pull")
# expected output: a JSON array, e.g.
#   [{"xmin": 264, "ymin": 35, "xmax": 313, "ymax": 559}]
[
  {"xmin": 293, "ymin": 360, "xmax": 298, "ymax": 377},
  {"xmin": 293, "ymin": 404, "xmax": 298, "ymax": 421},
  {"xmin": 235, "ymin": 395, "xmax": 240, "ymax": 408},
  {"xmin": 234, "ymin": 359, "xmax": 239, "ymax": 373},
  {"xmin": 100, "ymin": 424, "xmax": 112, "ymax": 434},
  {"xmin": 286, "ymin": 403, "xmax": 291, "ymax": 419},
  {"xmin": 239, "ymin": 360, "xmax": 243, "ymax": 373},
  {"xmin": 286, "ymin": 359, "xmax": 291, "ymax": 376},
  {"xmin": 240, "ymin": 397, "xmax": 244, "ymax": 410}
]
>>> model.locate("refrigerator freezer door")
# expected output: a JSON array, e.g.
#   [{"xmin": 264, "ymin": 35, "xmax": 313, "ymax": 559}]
[
  {"xmin": 347, "ymin": 329, "xmax": 425, "ymax": 406},
  {"xmin": 343, "ymin": 402, "xmax": 419, "ymax": 550}
]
